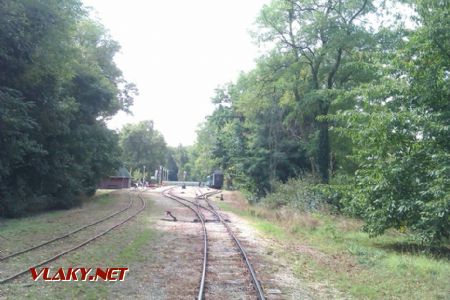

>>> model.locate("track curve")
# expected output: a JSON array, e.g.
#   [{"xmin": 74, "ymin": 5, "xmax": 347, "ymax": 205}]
[
  {"xmin": 0, "ymin": 191, "xmax": 146, "ymax": 284},
  {"xmin": 0, "ymin": 194, "xmax": 133, "ymax": 262},
  {"xmin": 162, "ymin": 186, "xmax": 265, "ymax": 300}
]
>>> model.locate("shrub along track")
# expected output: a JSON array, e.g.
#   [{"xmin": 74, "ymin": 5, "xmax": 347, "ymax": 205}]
[
  {"xmin": 0, "ymin": 191, "xmax": 146, "ymax": 284},
  {"xmin": 162, "ymin": 187, "xmax": 266, "ymax": 300}
]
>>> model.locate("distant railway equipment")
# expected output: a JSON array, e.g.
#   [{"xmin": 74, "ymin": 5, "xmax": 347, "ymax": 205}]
[{"xmin": 206, "ymin": 170, "xmax": 223, "ymax": 189}]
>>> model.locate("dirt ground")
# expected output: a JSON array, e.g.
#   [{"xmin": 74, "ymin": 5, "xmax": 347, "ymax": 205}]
[
  {"xmin": 125, "ymin": 186, "xmax": 313, "ymax": 299},
  {"xmin": 0, "ymin": 187, "xmax": 316, "ymax": 299},
  {"xmin": 207, "ymin": 189, "xmax": 314, "ymax": 300}
]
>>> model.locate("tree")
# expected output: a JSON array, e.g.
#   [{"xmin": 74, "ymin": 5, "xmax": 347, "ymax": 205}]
[
  {"xmin": 0, "ymin": 0, "xmax": 134, "ymax": 216},
  {"xmin": 332, "ymin": 0, "xmax": 450, "ymax": 243},
  {"xmin": 170, "ymin": 145, "xmax": 192, "ymax": 180},
  {"xmin": 166, "ymin": 149, "xmax": 179, "ymax": 181},
  {"xmin": 119, "ymin": 121, "xmax": 167, "ymax": 181},
  {"xmin": 255, "ymin": 0, "xmax": 376, "ymax": 182}
]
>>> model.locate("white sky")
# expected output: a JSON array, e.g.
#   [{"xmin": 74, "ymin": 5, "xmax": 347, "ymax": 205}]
[{"xmin": 82, "ymin": 0, "xmax": 269, "ymax": 146}]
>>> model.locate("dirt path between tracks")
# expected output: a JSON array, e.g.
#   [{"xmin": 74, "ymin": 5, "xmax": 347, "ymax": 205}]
[{"xmin": 1, "ymin": 187, "xmax": 325, "ymax": 299}]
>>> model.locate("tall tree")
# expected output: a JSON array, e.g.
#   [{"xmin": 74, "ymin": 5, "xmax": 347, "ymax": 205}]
[
  {"xmin": 255, "ymin": 0, "xmax": 375, "ymax": 182},
  {"xmin": 332, "ymin": 0, "xmax": 449, "ymax": 243},
  {"xmin": 119, "ymin": 121, "xmax": 167, "ymax": 180},
  {"xmin": 0, "ymin": 0, "xmax": 134, "ymax": 216}
]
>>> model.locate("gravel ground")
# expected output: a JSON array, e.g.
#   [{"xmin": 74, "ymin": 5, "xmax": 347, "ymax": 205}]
[
  {"xmin": 0, "ymin": 187, "xmax": 313, "ymax": 299},
  {"xmin": 199, "ymin": 188, "xmax": 313, "ymax": 300}
]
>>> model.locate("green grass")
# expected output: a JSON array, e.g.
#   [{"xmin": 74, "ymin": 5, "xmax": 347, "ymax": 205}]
[
  {"xmin": 95, "ymin": 189, "xmax": 116, "ymax": 196},
  {"xmin": 0, "ymin": 192, "xmax": 121, "ymax": 245},
  {"xmin": 217, "ymin": 202, "xmax": 286, "ymax": 239},
  {"xmin": 115, "ymin": 229, "xmax": 156, "ymax": 264},
  {"xmin": 1, "ymin": 194, "xmax": 159, "ymax": 299},
  {"xmin": 217, "ymin": 199, "xmax": 450, "ymax": 299}
]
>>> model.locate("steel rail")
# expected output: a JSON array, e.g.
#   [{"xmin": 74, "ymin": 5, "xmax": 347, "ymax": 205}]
[
  {"xmin": 166, "ymin": 187, "xmax": 265, "ymax": 300},
  {"xmin": 0, "ymin": 192, "xmax": 146, "ymax": 284},
  {"xmin": 0, "ymin": 194, "xmax": 134, "ymax": 262},
  {"xmin": 200, "ymin": 191, "xmax": 266, "ymax": 300},
  {"xmin": 162, "ymin": 188, "xmax": 207, "ymax": 300},
  {"xmin": 196, "ymin": 190, "xmax": 221, "ymax": 199},
  {"xmin": 169, "ymin": 191, "xmax": 217, "ymax": 217}
]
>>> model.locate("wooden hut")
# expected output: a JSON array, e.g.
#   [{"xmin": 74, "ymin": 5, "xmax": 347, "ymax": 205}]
[{"xmin": 98, "ymin": 167, "xmax": 131, "ymax": 189}]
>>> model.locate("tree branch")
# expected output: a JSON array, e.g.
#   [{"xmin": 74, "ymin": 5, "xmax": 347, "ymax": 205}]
[
  {"xmin": 328, "ymin": 48, "xmax": 343, "ymax": 89},
  {"xmin": 348, "ymin": 0, "xmax": 369, "ymax": 25}
]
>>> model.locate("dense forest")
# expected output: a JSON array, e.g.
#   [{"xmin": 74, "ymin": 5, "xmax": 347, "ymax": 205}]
[
  {"xmin": 186, "ymin": 0, "xmax": 449, "ymax": 244},
  {"xmin": 0, "ymin": 0, "xmax": 137, "ymax": 217}
]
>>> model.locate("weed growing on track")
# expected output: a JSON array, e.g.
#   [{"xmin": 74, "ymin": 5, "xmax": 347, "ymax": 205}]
[
  {"xmin": 0, "ymin": 192, "xmax": 122, "ymax": 253},
  {"xmin": 217, "ymin": 192, "xmax": 450, "ymax": 299},
  {"xmin": 0, "ymin": 193, "xmax": 160, "ymax": 299}
]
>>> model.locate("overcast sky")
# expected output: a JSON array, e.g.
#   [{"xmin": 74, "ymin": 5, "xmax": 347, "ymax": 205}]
[{"xmin": 82, "ymin": 0, "xmax": 269, "ymax": 146}]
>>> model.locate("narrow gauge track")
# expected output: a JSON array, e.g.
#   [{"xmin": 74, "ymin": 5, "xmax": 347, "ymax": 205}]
[
  {"xmin": 162, "ymin": 187, "xmax": 265, "ymax": 300},
  {"xmin": 0, "ymin": 191, "xmax": 146, "ymax": 284},
  {"xmin": 162, "ymin": 188, "xmax": 208, "ymax": 300},
  {"xmin": 0, "ymin": 194, "xmax": 134, "ymax": 262}
]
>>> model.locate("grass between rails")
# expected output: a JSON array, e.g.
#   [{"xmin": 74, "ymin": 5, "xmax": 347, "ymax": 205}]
[
  {"xmin": 0, "ymin": 192, "xmax": 122, "ymax": 254},
  {"xmin": 216, "ymin": 196, "xmax": 450, "ymax": 299},
  {"xmin": 0, "ymin": 192, "xmax": 161, "ymax": 299}
]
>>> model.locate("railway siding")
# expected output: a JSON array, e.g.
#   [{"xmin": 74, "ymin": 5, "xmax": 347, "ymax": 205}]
[{"xmin": 0, "ymin": 192, "xmax": 145, "ymax": 284}]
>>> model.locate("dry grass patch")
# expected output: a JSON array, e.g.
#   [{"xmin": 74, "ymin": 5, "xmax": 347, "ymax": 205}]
[{"xmin": 215, "ymin": 191, "xmax": 450, "ymax": 300}]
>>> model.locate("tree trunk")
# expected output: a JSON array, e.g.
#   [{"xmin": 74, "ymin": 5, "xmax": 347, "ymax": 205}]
[
  {"xmin": 318, "ymin": 119, "xmax": 330, "ymax": 183},
  {"xmin": 310, "ymin": 157, "xmax": 316, "ymax": 176}
]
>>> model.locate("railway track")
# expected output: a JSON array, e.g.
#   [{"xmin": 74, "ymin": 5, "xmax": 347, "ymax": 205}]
[
  {"xmin": 0, "ymin": 191, "xmax": 146, "ymax": 284},
  {"xmin": 162, "ymin": 187, "xmax": 265, "ymax": 300}
]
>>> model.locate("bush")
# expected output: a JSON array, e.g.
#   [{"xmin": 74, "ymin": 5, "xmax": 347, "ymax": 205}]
[{"xmin": 261, "ymin": 176, "xmax": 329, "ymax": 212}]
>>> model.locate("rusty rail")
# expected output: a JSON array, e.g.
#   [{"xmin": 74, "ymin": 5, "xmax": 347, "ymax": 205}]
[
  {"xmin": 165, "ymin": 187, "xmax": 265, "ymax": 300},
  {"xmin": 0, "ymin": 194, "xmax": 133, "ymax": 262},
  {"xmin": 0, "ymin": 192, "xmax": 145, "ymax": 284},
  {"xmin": 162, "ymin": 188, "xmax": 207, "ymax": 300}
]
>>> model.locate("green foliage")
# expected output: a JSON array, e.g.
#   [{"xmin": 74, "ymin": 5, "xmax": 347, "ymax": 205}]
[
  {"xmin": 0, "ymin": 0, "xmax": 134, "ymax": 217},
  {"xmin": 170, "ymin": 144, "xmax": 191, "ymax": 180},
  {"xmin": 330, "ymin": 0, "xmax": 450, "ymax": 244},
  {"xmin": 261, "ymin": 175, "xmax": 351, "ymax": 212},
  {"xmin": 165, "ymin": 150, "xmax": 179, "ymax": 181},
  {"xmin": 255, "ymin": 0, "xmax": 377, "ymax": 183},
  {"xmin": 185, "ymin": 118, "xmax": 223, "ymax": 182},
  {"xmin": 190, "ymin": 0, "xmax": 449, "ymax": 245},
  {"xmin": 119, "ymin": 120, "xmax": 167, "ymax": 181},
  {"xmin": 261, "ymin": 177, "xmax": 327, "ymax": 211}
]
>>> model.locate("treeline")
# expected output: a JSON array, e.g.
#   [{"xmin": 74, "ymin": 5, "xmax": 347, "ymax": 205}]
[
  {"xmin": 190, "ymin": 0, "xmax": 449, "ymax": 244},
  {"xmin": 118, "ymin": 120, "xmax": 193, "ymax": 184},
  {"xmin": 118, "ymin": 120, "xmax": 169, "ymax": 181},
  {"xmin": 0, "ymin": 0, "xmax": 137, "ymax": 217}
]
